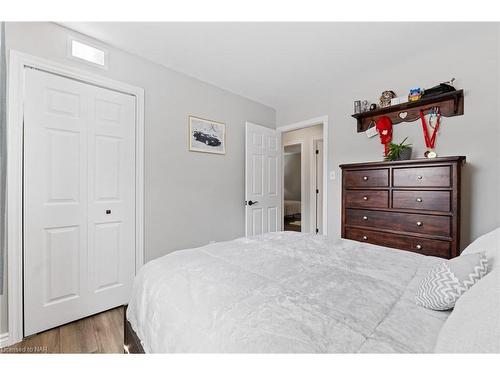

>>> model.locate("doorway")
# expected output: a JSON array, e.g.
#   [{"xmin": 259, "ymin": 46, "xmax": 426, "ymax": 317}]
[
  {"xmin": 283, "ymin": 144, "xmax": 302, "ymax": 232},
  {"xmin": 281, "ymin": 123, "xmax": 324, "ymax": 234}
]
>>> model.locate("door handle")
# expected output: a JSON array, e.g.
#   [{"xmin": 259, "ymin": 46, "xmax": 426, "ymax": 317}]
[{"xmin": 247, "ymin": 200, "xmax": 258, "ymax": 206}]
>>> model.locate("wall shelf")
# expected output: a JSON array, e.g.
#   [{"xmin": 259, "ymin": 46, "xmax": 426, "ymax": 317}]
[{"xmin": 352, "ymin": 89, "xmax": 464, "ymax": 132}]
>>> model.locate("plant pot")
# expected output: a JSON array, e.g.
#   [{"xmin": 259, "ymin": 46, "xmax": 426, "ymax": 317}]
[{"xmin": 397, "ymin": 147, "xmax": 412, "ymax": 161}]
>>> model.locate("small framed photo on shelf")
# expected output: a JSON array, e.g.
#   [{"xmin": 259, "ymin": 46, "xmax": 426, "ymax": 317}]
[{"xmin": 188, "ymin": 115, "xmax": 226, "ymax": 155}]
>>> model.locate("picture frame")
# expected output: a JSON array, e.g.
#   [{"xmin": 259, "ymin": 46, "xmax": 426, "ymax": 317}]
[{"xmin": 188, "ymin": 115, "xmax": 226, "ymax": 155}]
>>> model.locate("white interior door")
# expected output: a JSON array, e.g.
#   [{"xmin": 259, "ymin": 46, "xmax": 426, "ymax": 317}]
[
  {"xmin": 23, "ymin": 68, "xmax": 136, "ymax": 335},
  {"xmin": 245, "ymin": 122, "xmax": 281, "ymax": 236}
]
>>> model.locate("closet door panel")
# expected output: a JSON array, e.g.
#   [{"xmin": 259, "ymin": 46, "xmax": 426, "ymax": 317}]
[
  {"xmin": 87, "ymin": 87, "xmax": 136, "ymax": 310},
  {"xmin": 23, "ymin": 68, "xmax": 89, "ymax": 335}
]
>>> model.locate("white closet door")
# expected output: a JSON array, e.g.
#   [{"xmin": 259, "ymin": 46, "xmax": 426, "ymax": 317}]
[
  {"xmin": 245, "ymin": 122, "xmax": 282, "ymax": 236},
  {"xmin": 24, "ymin": 69, "xmax": 89, "ymax": 335},
  {"xmin": 23, "ymin": 68, "xmax": 136, "ymax": 335},
  {"xmin": 87, "ymin": 83, "xmax": 136, "ymax": 311}
]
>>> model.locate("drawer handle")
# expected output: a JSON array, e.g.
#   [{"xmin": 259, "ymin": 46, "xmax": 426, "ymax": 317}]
[
  {"xmin": 362, "ymin": 235, "xmax": 368, "ymax": 240},
  {"xmin": 363, "ymin": 176, "xmax": 369, "ymax": 181},
  {"xmin": 416, "ymin": 244, "xmax": 422, "ymax": 250},
  {"xmin": 417, "ymin": 175, "xmax": 423, "ymax": 180},
  {"xmin": 416, "ymin": 197, "xmax": 423, "ymax": 202},
  {"xmin": 363, "ymin": 196, "xmax": 368, "ymax": 201},
  {"xmin": 363, "ymin": 216, "xmax": 368, "ymax": 221},
  {"xmin": 416, "ymin": 221, "xmax": 423, "ymax": 227}
]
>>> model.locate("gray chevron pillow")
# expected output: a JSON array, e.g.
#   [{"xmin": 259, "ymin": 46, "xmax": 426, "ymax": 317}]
[{"xmin": 415, "ymin": 252, "xmax": 488, "ymax": 310}]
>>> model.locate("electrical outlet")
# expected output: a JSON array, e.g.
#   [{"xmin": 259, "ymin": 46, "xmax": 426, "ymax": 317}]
[{"xmin": 330, "ymin": 171, "xmax": 336, "ymax": 180}]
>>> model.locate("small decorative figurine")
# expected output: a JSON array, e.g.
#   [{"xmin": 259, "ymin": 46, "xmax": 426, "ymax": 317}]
[
  {"xmin": 369, "ymin": 103, "xmax": 377, "ymax": 111},
  {"xmin": 379, "ymin": 90, "xmax": 396, "ymax": 107},
  {"xmin": 361, "ymin": 100, "xmax": 369, "ymax": 112},
  {"xmin": 408, "ymin": 87, "xmax": 424, "ymax": 102}
]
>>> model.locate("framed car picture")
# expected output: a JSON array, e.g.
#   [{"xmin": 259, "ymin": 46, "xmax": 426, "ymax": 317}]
[{"xmin": 189, "ymin": 116, "xmax": 226, "ymax": 155}]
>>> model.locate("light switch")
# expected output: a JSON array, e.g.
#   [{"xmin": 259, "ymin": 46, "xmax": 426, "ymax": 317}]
[{"xmin": 330, "ymin": 171, "xmax": 336, "ymax": 180}]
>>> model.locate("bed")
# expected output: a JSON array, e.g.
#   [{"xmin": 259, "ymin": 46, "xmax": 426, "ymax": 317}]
[
  {"xmin": 126, "ymin": 231, "xmax": 459, "ymax": 353},
  {"xmin": 284, "ymin": 200, "xmax": 301, "ymax": 217}
]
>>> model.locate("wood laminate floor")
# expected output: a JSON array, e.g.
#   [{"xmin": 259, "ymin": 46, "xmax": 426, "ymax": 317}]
[{"xmin": 1, "ymin": 306, "xmax": 124, "ymax": 354}]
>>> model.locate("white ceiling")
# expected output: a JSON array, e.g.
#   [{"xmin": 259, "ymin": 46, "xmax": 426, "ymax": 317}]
[{"xmin": 60, "ymin": 22, "xmax": 478, "ymax": 110}]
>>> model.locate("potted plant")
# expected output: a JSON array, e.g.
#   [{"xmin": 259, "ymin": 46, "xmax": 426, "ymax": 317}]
[{"xmin": 385, "ymin": 137, "xmax": 413, "ymax": 161}]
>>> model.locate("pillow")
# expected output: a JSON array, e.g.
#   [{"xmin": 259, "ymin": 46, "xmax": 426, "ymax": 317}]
[
  {"xmin": 461, "ymin": 227, "xmax": 500, "ymax": 271},
  {"xmin": 415, "ymin": 252, "xmax": 488, "ymax": 310},
  {"xmin": 434, "ymin": 270, "xmax": 500, "ymax": 353}
]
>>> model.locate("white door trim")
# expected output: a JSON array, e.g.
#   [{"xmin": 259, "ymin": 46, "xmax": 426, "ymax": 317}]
[
  {"xmin": 311, "ymin": 137, "xmax": 324, "ymax": 234},
  {"xmin": 4, "ymin": 50, "xmax": 145, "ymax": 347},
  {"xmin": 0, "ymin": 333, "xmax": 9, "ymax": 348},
  {"xmin": 276, "ymin": 116, "xmax": 328, "ymax": 236}
]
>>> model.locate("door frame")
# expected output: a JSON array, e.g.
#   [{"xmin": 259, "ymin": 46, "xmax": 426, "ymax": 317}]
[
  {"xmin": 5, "ymin": 50, "xmax": 145, "ymax": 347},
  {"xmin": 311, "ymin": 138, "xmax": 324, "ymax": 234},
  {"xmin": 282, "ymin": 142, "xmax": 305, "ymax": 232},
  {"xmin": 276, "ymin": 116, "xmax": 328, "ymax": 236}
]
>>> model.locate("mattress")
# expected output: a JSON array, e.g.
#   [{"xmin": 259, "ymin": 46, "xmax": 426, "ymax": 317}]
[
  {"xmin": 127, "ymin": 232, "xmax": 450, "ymax": 353},
  {"xmin": 284, "ymin": 200, "xmax": 301, "ymax": 216}
]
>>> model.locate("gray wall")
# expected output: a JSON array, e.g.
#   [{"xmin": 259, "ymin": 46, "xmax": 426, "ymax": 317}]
[
  {"xmin": 277, "ymin": 23, "xmax": 500, "ymax": 248},
  {"xmin": 284, "ymin": 152, "xmax": 301, "ymax": 201},
  {"xmin": 0, "ymin": 22, "xmax": 275, "ymax": 334}
]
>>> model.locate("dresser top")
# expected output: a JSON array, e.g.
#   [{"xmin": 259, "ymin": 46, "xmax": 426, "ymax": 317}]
[{"xmin": 339, "ymin": 156, "xmax": 466, "ymax": 169}]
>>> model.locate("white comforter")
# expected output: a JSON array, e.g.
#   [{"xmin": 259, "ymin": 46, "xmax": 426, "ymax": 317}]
[{"xmin": 127, "ymin": 232, "xmax": 450, "ymax": 353}]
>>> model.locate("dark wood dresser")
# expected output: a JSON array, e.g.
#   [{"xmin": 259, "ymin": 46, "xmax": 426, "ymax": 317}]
[{"xmin": 340, "ymin": 156, "xmax": 465, "ymax": 259}]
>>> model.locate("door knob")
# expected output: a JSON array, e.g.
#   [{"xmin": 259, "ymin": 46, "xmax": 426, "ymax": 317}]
[
  {"xmin": 105, "ymin": 209, "xmax": 111, "ymax": 215},
  {"xmin": 362, "ymin": 235, "xmax": 368, "ymax": 240},
  {"xmin": 416, "ymin": 197, "xmax": 423, "ymax": 202},
  {"xmin": 247, "ymin": 200, "xmax": 258, "ymax": 206},
  {"xmin": 363, "ymin": 216, "xmax": 368, "ymax": 221},
  {"xmin": 363, "ymin": 176, "xmax": 368, "ymax": 181},
  {"xmin": 363, "ymin": 196, "xmax": 368, "ymax": 201},
  {"xmin": 416, "ymin": 221, "xmax": 423, "ymax": 227},
  {"xmin": 416, "ymin": 244, "xmax": 422, "ymax": 250}
]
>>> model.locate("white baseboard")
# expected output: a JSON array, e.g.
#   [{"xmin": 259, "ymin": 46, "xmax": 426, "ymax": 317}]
[{"xmin": 0, "ymin": 332, "xmax": 10, "ymax": 348}]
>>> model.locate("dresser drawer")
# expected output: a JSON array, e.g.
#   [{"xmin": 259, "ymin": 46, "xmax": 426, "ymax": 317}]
[
  {"xmin": 393, "ymin": 190, "xmax": 451, "ymax": 212},
  {"xmin": 393, "ymin": 166, "xmax": 451, "ymax": 187},
  {"xmin": 344, "ymin": 228, "xmax": 451, "ymax": 258},
  {"xmin": 346, "ymin": 209, "xmax": 451, "ymax": 237},
  {"xmin": 344, "ymin": 168, "xmax": 389, "ymax": 188},
  {"xmin": 345, "ymin": 190, "xmax": 389, "ymax": 208}
]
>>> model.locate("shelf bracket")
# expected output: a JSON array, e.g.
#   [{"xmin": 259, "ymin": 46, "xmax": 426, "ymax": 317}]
[{"xmin": 453, "ymin": 95, "xmax": 459, "ymax": 114}]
